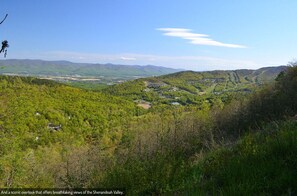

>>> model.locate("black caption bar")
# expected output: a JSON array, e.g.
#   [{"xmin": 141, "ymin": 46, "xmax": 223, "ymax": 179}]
[{"xmin": 0, "ymin": 189, "xmax": 125, "ymax": 195}]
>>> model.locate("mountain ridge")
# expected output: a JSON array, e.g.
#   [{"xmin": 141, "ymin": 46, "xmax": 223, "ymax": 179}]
[
  {"xmin": 104, "ymin": 65, "xmax": 287, "ymax": 107},
  {"xmin": 0, "ymin": 59, "xmax": 183, "ymax": 77}
]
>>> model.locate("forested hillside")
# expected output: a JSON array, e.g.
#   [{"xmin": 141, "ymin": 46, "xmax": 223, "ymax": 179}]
[
  {"xmin": 0, "ymin": 76, "xmax": 138, "ymax": 187},
  {"xmin": 104, "ymin": 66, "xmax": 287, "ymax": 108},
  {"xmin": 0, "ymin": 65, "xmax": 296, "ymax": 195}
]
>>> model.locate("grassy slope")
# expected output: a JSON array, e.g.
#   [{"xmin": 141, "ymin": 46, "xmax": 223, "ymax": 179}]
[
  {"xmin": 100, "ymin": 118, "xmax": 297, "ymax": 195},
  {"xmin": 185, "ymin": 120, "xmax": 297, "ymax": 195},
  {"xmin": 181, "ymin": 66, "xmax": 297, "ymax": 195}
]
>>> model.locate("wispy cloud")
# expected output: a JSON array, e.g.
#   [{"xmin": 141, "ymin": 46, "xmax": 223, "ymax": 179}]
[
  {"xmin": 157, "ymin": 28, "xmax": 246, "ymax": 48},
  {"xmin": 120, "ymin": 56, "xmax": 136, "ymax": 61}
]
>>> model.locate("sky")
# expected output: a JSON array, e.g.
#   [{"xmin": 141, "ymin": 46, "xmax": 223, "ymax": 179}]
[{"xmin": 0, "ymin": 0, "xmax": 297, "ymax": 71}]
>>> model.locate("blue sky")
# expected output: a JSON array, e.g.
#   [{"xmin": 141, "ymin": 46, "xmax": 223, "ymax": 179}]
[{"xmin": 0, "ymin": 0, "xmax": 296, "ymax": 70}]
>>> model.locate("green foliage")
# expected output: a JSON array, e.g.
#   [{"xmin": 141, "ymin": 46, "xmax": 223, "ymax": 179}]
[
  {"xmin": 101, "ymin": 153, "xmax": 188, "ymax": 195},
  {"xmin": 0, "ymin": 75, "xmax": 136, "ymax": 187},
  {"xmin": 66, "ymin": 81, "xmax": 108, "ymax": 91}
]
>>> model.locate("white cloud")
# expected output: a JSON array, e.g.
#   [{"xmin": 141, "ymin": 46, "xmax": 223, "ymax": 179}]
[
  {"xmin": 120, "ymin": 56, "xmax": 136, "ymax": 61},
  {"xmin": 157, "ymin": 28, "xmax": 246, "ymax": 48}
]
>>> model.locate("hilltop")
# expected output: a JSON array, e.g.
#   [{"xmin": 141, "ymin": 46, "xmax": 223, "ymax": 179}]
[
  {"xmin": 156, "ymin": 66, "xmax": 287, "ymax": 92},
  {"xmin": 104, "ymin": 66, "xmax": 287, "ymax": 108}
]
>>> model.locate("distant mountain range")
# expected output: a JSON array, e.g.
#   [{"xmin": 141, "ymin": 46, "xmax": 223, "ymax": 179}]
[{"xmin": 0, "ymin": 59, "xmax": 183, "ymax": 78}]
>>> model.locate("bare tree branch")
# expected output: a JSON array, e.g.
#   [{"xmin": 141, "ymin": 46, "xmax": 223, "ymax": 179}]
[{"xmin": 0, "ymin": 14, "xmax": 8, "ymax": 25}]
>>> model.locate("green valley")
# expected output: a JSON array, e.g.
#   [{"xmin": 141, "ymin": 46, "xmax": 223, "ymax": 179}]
[{"xmin": 0, "ymin": 59, "xmax": 182, "ymax": 88}]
